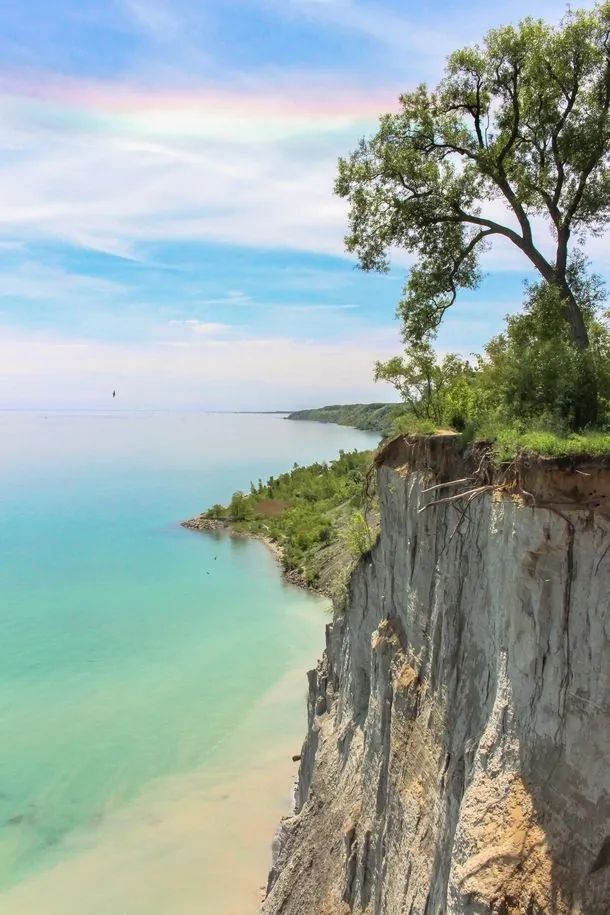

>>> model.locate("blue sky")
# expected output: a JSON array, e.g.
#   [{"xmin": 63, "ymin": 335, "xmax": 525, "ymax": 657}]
[{"xmin": 0, "ymin": 0, "xmax": 602, "ymax": 409}]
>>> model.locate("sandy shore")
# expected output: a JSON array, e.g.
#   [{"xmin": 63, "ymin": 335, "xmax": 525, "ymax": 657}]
[{"xmin": 0, "ymin": 666, "xmax": 317, "ymax": 915}]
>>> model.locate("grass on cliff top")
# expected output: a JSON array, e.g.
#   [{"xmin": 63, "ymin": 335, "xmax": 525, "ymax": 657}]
[
  {"xmin": 392, "ymin": 412, "xmax": 610, "ymax": 461},
  {"xmin": 205, "ymin": 449, "xmax": 377, "ymax": 587},
  {"xmin": 485, "ymin": 427, "xmax": 610, "ymax": 461}
]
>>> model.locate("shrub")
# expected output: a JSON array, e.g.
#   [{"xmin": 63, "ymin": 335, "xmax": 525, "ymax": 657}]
[{"xmin": 341, "ymin": 511, "xmax": 376, "ymax": 559}]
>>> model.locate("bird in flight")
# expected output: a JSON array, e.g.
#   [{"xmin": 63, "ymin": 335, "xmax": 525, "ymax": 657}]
[{"xmin": 112, "ymin": 390, "xmax": 116, "ymax": 399}]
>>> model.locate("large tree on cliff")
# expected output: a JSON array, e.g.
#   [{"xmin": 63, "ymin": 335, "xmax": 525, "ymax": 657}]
[{"xmin": 335, "ymin": 4, "xmax": 610, "ymax": 427}]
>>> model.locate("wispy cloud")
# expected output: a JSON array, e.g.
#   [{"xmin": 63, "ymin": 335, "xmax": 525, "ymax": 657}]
[
  {"xmin": 277, "ymin": 0, "xmax": 579, "ymax": 59},
  {"xmin": 0, "ymin": 324, "xmax": 400, "ymax": 408},
  {"xmin": 280, "ymin": 303, "xmax": 358, "ymax": 312},
  {"xmin": 167, "ymin": 319, "xmax": 231, "ymax": 335},
  {"xmin": 0, "ymin": 77, "xmax": 383, "ymax": 258},
  {"xmin": 279, "ymin": 0, "xmax": 451, "ymax": 59},
  {"xmin": 121, "ymin": 0, "xmax": 184, "ymax": 42},
  {"xmin": 0, "ymin": 72, "xmax": 595, "ymax": 275},
  {"xmin": 195, "ymin": 292, "xmax": 252, "ymax": 307},
  {"xmin": 0, "ymin": 262, "xmax": 124, "ymax": 301}
]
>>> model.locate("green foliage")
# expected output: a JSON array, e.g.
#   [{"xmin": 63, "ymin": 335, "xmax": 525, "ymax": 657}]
[
  {"xmin": 204, "ymin": 450, "xmax": 376, "ymax": 584},
  {"xmin": 376, "ymin": 271, "xmax": 610, "ymax": 450},
  {"xmin": 336, "ymin": 3, "xmax": 610, "ymax": 426},
  {"xmin": 228, "ymin": 491, "xmax": 253, "ymax": 522},
  {"xmin": 375, "ymin": 343, "xmax": 474, "ymax": 428},
  {"xmin": 374, "ymin": 342, "xmax": 478, "ymax": 435},
  {"xmin": 465, "ymin": 425, "xmax": 610, "ymax": 460},
  {"xmin": 330, "ymin": 562, "xmax": 355, "ymax": 615},
  {"xmin": 206, "ymin": 503, "xmax": 227, "ymax": 520},
  {"xmin": 472, "ymin": 270, "xmax": 610, "ymax": 431},
  {"xmin": 391, "ymin": 415, "xmax": 439, "ymax": 436},
  {"xmin": 341, "ymin": 511, "xmax": 376, "ymax": 559},
  {"xmin": 287, "ymin": 403, "xmax": 404, "ymax": 438}
]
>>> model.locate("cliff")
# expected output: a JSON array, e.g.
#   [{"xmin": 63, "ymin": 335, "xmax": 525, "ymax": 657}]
[{"xmin": 261, "ymin": 434, "xmax": 610, "ymax": 915}]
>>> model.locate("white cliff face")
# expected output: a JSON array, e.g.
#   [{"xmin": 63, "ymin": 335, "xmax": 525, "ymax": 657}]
[{"xmin": 262, "ymin": 436, "xmax": 610, "ymax": 915}]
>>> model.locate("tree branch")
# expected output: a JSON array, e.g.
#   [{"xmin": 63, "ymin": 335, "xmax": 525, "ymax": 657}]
[
  {"xmin": 497, "ymin": 63, "xmax": 522, "ymax": 165},
  {"xmin": 394, "ymin": 172, "xmax": 434, "ymax": 201},
  {"xmin": 418, "ymin": 228, "xmax": 495, "ymax": 335},
  {"xmin": 474, "ymin": 77, "xmax": 485, "ymax": 149},
  {"xmin": 458, "ymin": 228, "xmax": 495, "ymax": 264},
  {"xmin": 563, "ymin": 52, "xmax": 610, "ymax": 228},
  {"xmin": 488, "ymin": 63, "xmax": 540, "ymax": 248},
  {"xmin": 546, "ymin": 60, "xmax": 580, "ymax": 211}
]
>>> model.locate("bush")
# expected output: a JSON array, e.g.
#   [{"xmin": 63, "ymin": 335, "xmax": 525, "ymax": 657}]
[
  {"xmin": 330, "ymin": 563, "xmax": 355, "ymax": 614},
  {"xmin": 341, "ymin": 511, "xmax": 376, "ymax": 559}
]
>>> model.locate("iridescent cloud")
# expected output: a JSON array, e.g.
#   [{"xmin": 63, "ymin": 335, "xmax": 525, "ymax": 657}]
[{"xmin": 0, "ymin": 73, "xmax": 392, "ymax": 142}]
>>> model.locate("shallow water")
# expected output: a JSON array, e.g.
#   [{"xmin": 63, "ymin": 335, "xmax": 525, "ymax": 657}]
[{"xmin": 0, "ymin": 411, "xmax": 379, "ymax": 913}]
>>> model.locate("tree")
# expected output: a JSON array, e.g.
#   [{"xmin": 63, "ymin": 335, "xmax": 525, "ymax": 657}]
[
  {"xmin": 336, "ymin": 4, "xmax": 610, "ymax": 427},
  {"xmin": 228, "ymin": 491, "xmax": 253, "ymax": 522},
  {"xmin": 205, "ymin": 503, "xmax": 226, "ymax": 520},
  {"xmin": 374, "ymin": 343, "xmax": 474, "ymax": 427}
]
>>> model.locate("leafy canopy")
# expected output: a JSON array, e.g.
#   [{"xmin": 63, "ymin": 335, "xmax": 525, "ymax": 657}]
[{"xmin": 335, "ymin": 3, "xmax": 610, "ymax": 354}]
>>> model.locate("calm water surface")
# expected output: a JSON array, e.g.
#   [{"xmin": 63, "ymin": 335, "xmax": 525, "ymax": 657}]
[{"xmin": 0, "ymin": 411, "xmax": 379, "ymax": 914}]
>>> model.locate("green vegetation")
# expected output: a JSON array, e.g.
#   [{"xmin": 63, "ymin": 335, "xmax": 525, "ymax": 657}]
[
  {"xmin": 483, "ymin": 429, "xmax": 610, "ymax": 461},
  {"xmin": 336, "ymin": 3, "xmax": 610, "ymax": 431},
  {"xmin": 287, "ymin": 403, "xmax": 402, "ymax": 437},
  {"xmin": 375, "ymin": 348, "xmax": 475, "ymax": 430},
  {"xmin": 341, "ymin": 510, "xmax": 377, "ymax": 559},
  {"xmin": 203, "ymin": 450, "xmax": 377, "ymax": 588},
  {"xmin": 374, "ymin": 277, "xmax": 610, "ymax": 456}
]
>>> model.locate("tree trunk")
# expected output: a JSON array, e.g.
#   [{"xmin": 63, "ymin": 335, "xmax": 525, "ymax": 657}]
[
  {"xmin": 560, "ymin": 283, "xmax": 590, "ymax": 349},
  {"xmin": 556, "ymin": 283, "xmax": 598, "ymax": 428},
  {"xmin": 525, "ymin": 245, "xmax": 592, "ymax": 348}
]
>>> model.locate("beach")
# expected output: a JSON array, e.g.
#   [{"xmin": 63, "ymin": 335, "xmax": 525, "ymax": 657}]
[{"xmin": 1, "ymin": 665, "xmax": 315, "ymax": 915}]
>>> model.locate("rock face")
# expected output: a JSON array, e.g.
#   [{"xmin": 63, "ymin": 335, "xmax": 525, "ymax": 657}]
[{"xmin": 261, "ymin": 435, "xmax": 610, "ymax": 915}]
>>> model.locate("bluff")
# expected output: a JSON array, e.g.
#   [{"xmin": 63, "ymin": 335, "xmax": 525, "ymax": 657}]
[{"xmin": 261, "ymin": 434, "xmax": 610, "ymax": 914}]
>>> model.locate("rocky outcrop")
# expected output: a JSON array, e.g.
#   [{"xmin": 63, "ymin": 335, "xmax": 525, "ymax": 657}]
[
  {"xmin": 181, "ymin": 515, "xmax": 227, "ymax": 532},
  {"xmin": 262, "ymin": 434, "xmax": 610, "ymax": 915}
]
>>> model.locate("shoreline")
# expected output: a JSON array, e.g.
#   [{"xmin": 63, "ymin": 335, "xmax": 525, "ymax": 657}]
[{"xmin": 180, "ymin": 515, "xmax": 331, "ymax": 597}]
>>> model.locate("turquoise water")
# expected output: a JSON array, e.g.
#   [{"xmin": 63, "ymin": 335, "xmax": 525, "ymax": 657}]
[{"xmin": 0, "ymin": 411, "xmax": 379, "ymax": 904}]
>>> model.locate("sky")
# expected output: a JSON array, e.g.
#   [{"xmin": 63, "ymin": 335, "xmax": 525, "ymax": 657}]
[{"xmin": 0, "ymin": 0, "xmax": 603, "ymax": 409}]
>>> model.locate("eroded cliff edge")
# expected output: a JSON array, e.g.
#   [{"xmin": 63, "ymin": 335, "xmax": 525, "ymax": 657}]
[{"xmin": 262, "ymin": 434, "xmax": 610, "ymax": 915}]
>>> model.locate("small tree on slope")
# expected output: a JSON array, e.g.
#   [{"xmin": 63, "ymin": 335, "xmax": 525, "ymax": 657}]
[{"xmin": 335, "ymin": 4, "xmax": 610, "ymax": 428}]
